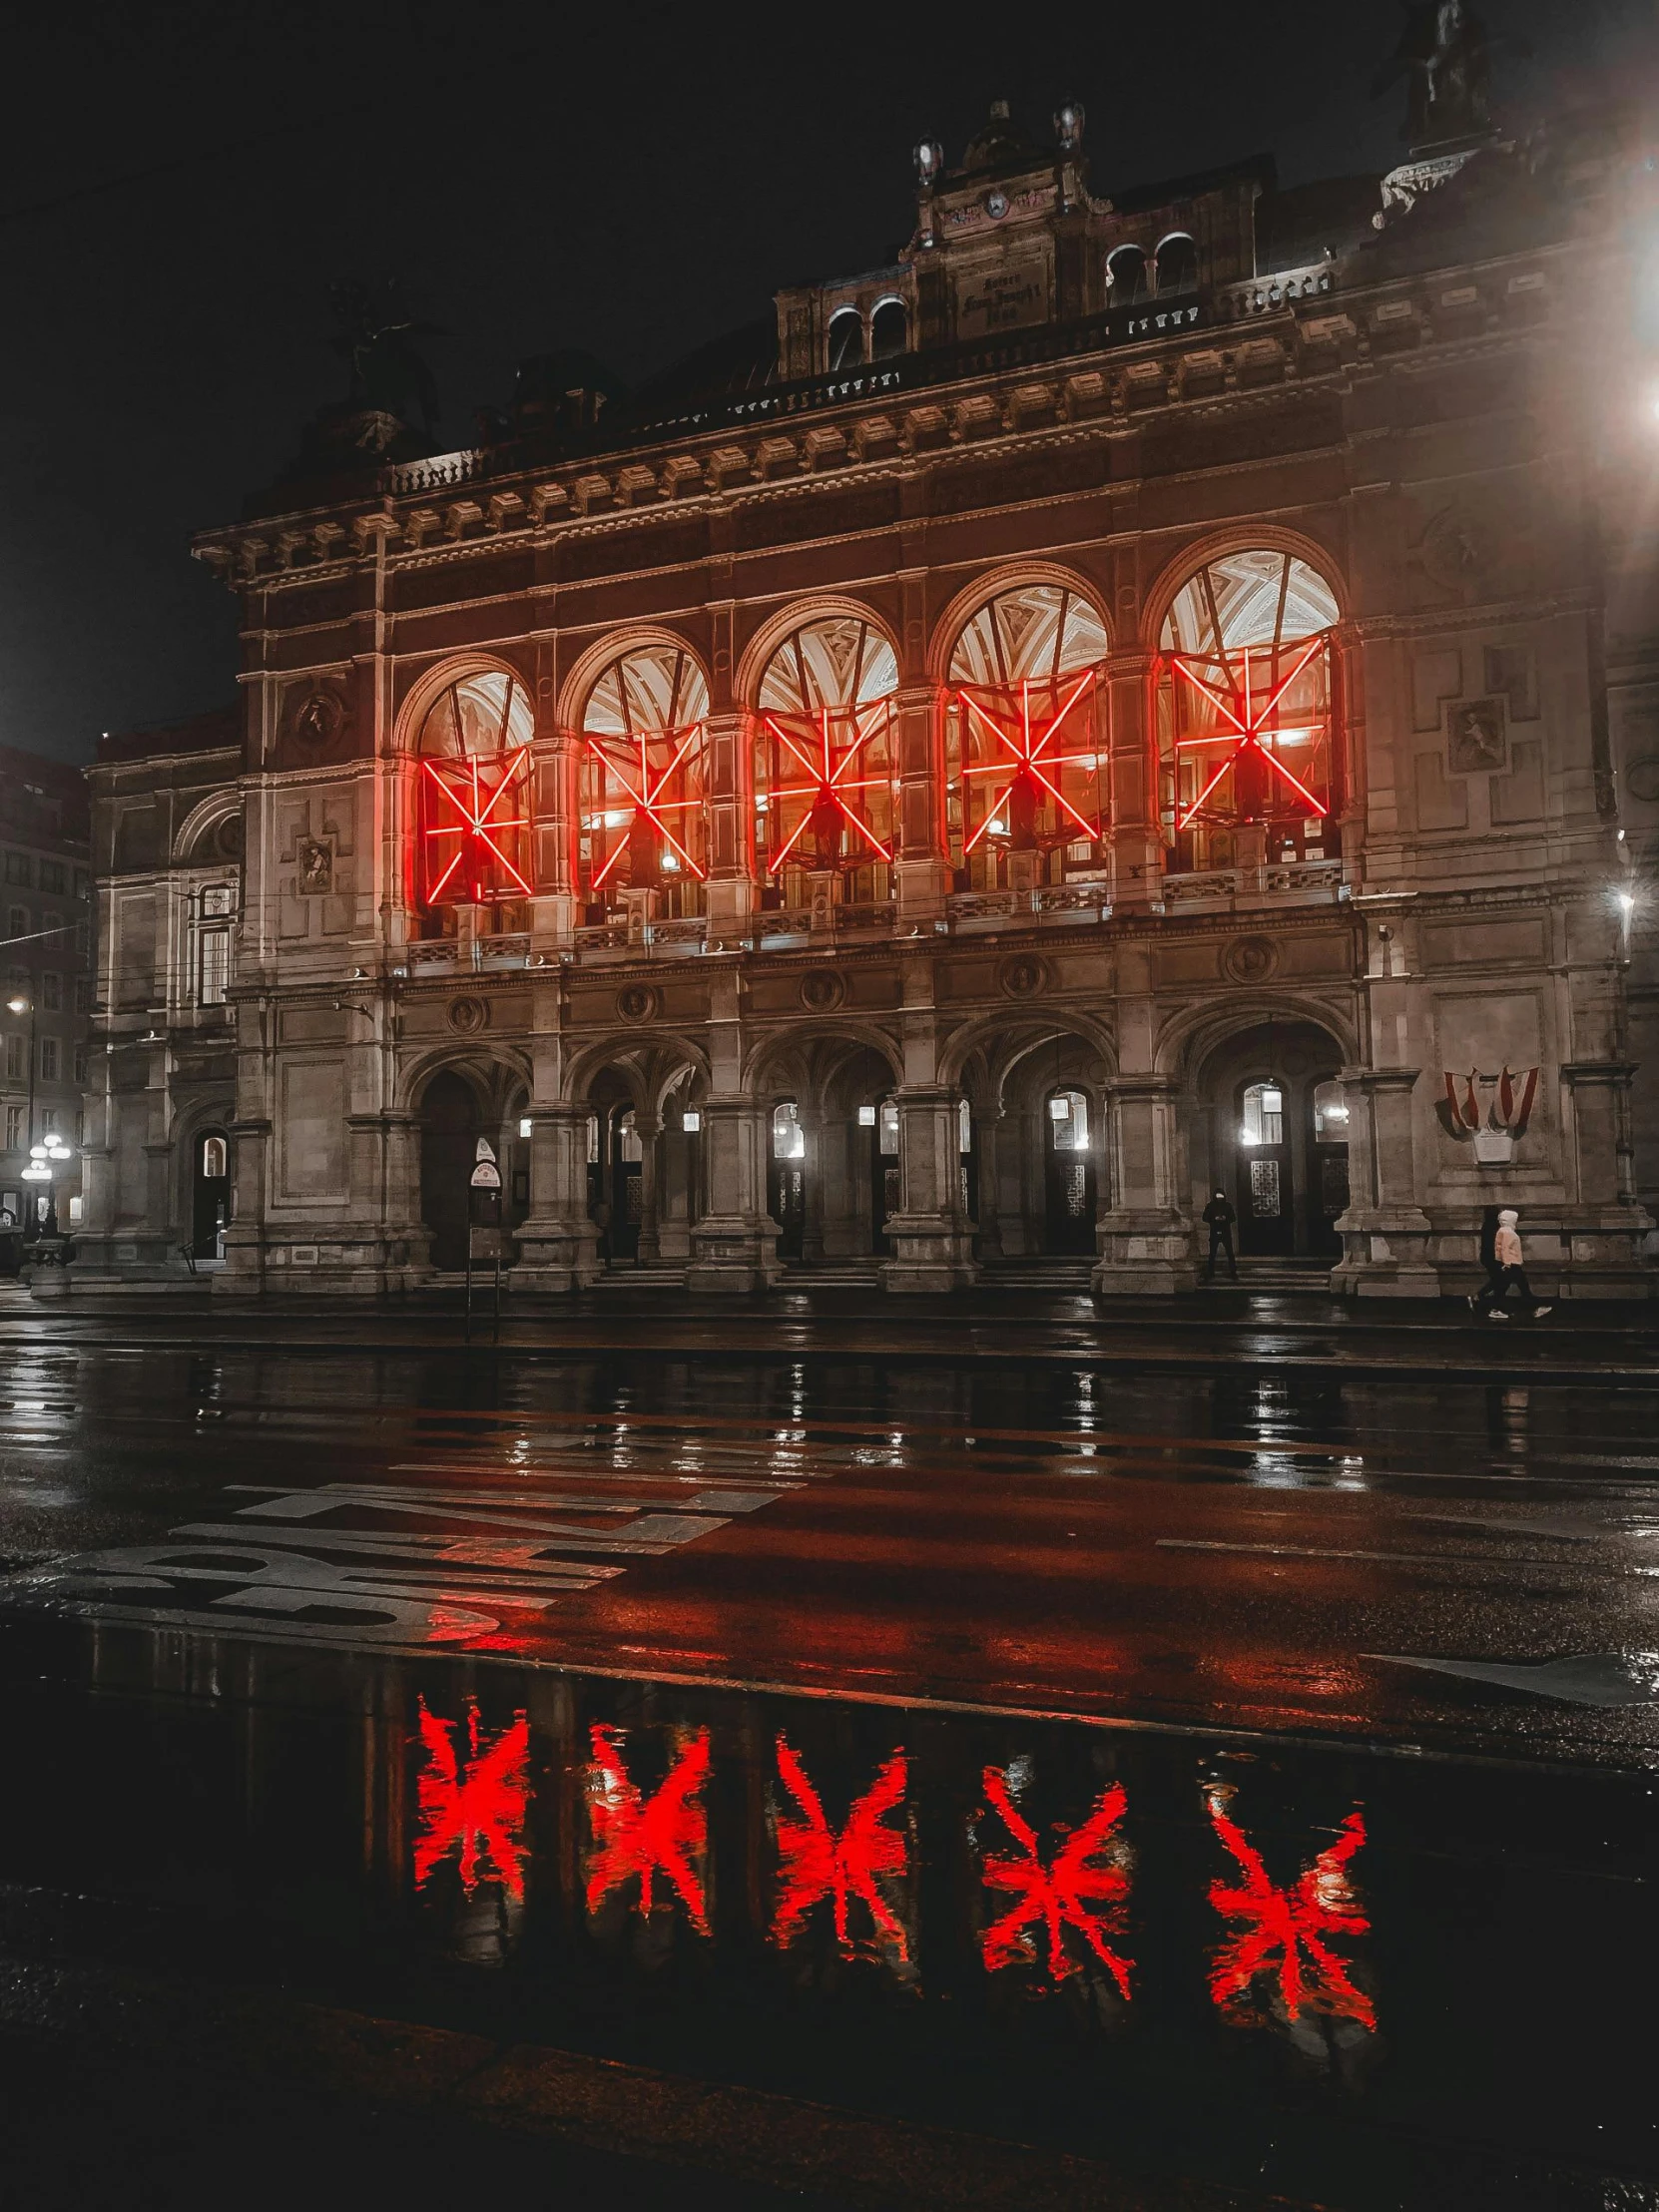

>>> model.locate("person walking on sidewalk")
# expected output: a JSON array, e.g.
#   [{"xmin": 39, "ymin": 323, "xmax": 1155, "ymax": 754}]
[
  {"xmin": 1470, "ymin": 1208, "xmax": 1552, "ymax": 1321},
  {"xmin": 1202, "ymin": 1188, "xmax": 1238, "ymax": 1283}
]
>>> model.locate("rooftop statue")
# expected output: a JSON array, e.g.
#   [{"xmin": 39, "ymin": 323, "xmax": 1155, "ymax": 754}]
[
  {"xmin": 327, "ymin": 280, "xmax": 444, "ymax": 443},
  {"xmin": 1373, "ymin": 2, "xmax": 1524, "ymax": 150}
]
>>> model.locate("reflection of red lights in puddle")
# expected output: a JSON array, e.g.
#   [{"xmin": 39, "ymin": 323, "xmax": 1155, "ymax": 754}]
[
  {"xmin": 772, "ymin": 1737, "xmax": 909, "ymax": 1959},
  {"xmin": 585, "ymin": 1722, "xmax": 711, "ymax": 1933},
  {"xmin": 978, "ymin": 1768, "xmax": 1133, "ymax": 1993},
  {"xmin": 413, "ymin": 1699, "xmax": 531, "ymax": 1902},
  {"xmin": 1207, "ymin": 1798, "xmax": 1374, "ymax": 2030}
]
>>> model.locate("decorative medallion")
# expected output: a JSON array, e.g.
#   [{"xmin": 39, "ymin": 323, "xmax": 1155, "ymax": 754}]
[
  {"xmin": 446, "ymin": 995, "xmax": 489, "ymax": 1035},
  {"xmin": 1221, "ymin": 935, "xmax": 1280, "ymax": 985},
  {"xmin": 289, "ymin": 685, "xmax": 344, "ymax": 752},
  {"xmin": 997, "ymin": 953, "xmax": 1049, "ymax": 999},
  {"xmin": 1625, "ymin": 755, "xmax": 1659, "ymax": 805},
  {"xmin": 1446, "ymin": 697, "xmax": 1507, "ymax": 775},
  {"xmin": 984, "ymin": 188, "xmax": 1009, "ymax": 221},
  {"xmin": 214, "ymin": 813, "xmax": 245, "ymax": 859},
  {"xmin": 799, "ymin": 968, "xmax": 846, "ymax": 1013},
  {"xmin": 616, "ymin": 982, "xmax": 660, "ymax": 1024},
  {"xmin": 1420, "ymin": 505, "xmax": 1493, "ymax": 592}
]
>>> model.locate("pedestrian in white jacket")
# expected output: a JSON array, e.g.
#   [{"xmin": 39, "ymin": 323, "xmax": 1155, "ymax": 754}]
[{"xmin": 1469, "ymin": 1209, "xmax": 1552, "ymax": 1321}]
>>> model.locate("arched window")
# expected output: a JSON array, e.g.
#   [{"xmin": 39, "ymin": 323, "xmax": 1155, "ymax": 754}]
[
  {"xmin": 579, "ymin": 643, "xmax": 710, "ymax": 916},
  {"xmin": 1154, "ymin": 234, "xmax": 1199, "ymax": 299},
  {"xmin": 772, "ymin": 1100, "xmax": 806, "ymax": 1160},
  {"xmin": 945, "ymin": 583, "xmax": 1110, "ymax": 889},
  {"xmin": 869, "ymin": 299, "xmax": 908, "ymax": 360},
  {"xmin": 755, "ymin": 616, "xmax": 898, "ymax": 903},
  {"xmin": 201, "ymin": 1134, "xmax": 228, "ymax": 1181},
  {"xmin": 1107, "ymin": 245, "xmax": 1149, "ymax": 306},
  {"xmin": 828, "ymin": 308, "xmax": 864, "ymax": 371},
  {"xmin": 1157, "ymin": 550, "xmax": 1340, "ymax": 872},
  {"xmin": 1313, "ymin": 1079, "xmax": 1349, "ymax": 1140},
  {"xmin": 1047, "ymin": 1088, "xmax": 1090, "ymax": 1150},
  {"xmin": 416, "ymin": 670, "xmax": 535, "ymax": 907},
  {"xmin": 1240, "ymin": 1081, "xmax": 1285, "ymax": 1147}
]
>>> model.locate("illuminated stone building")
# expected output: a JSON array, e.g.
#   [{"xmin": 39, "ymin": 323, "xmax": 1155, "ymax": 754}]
[{"xmin": 78, "ymin": 84, "xmax": 1659, "ymax": 1298}]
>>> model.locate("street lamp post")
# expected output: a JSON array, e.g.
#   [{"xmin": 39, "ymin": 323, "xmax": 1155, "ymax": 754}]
[
  {"xmin": 6, "ymin": 994, "xmax": 37, "ymax": 1242},
  {"xmin": 22, "ymin": 1134, "xmax": 74, "ymax": 1286}
]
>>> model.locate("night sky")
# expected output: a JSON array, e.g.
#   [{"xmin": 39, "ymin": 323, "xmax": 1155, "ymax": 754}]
[{"xmin": 0, "ymin": 0, "xmax": 1633, "ymax": 765}]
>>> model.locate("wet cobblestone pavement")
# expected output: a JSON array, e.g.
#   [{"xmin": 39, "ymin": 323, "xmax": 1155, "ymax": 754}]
[{"xmin": 0, "ymin": 1301, "xmax": 1653, "ymax": 2206}]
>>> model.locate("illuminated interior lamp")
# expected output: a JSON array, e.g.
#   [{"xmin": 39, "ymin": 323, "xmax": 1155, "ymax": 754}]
[
  {"xmin": 1239, "ymin": 1127, "xmax": 1258, "ymax": 1146},
  {"xmin": 682, "ymin": 1109, "xmax": 702, "ymax": 1133},
  {"xmin": 1616, "ymin": 889, "xmax": 1637, "ymax": 914},
  {"xmin": 1048, "ymin": 1097, "xmax": 1070, "ymax": 1121},
  {"xmin": 518, "ymin": 1118, "xmax": 532, "ymax": 1138},
  {"xmin": 857, "ymin": 1104, "xmax": 877, "ymax": 1127}
]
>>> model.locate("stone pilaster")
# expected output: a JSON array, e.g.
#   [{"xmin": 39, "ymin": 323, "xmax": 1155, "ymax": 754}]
[
  {"xmin": 511, "ymin": 1104, "xmax": 600, "ymax": 1291},
  {"xmin": 1106, "ymin": 650, "xmax": 1162, "ymax": 913},
  {"xmin": 686, "ymin": 1098, "xmax": 782, "ymax": 1292},
  {"xmin": 1092, "ymin": 1076, "xmax": 1195, "ymax": 1294},
  {"xmin": 1330, "ymin": 1066, "xmax": 1438, "ymax": 1296},
  {"xmin": 880, "ymin": 1084, "xmax": 977, "ymax": 1292}
]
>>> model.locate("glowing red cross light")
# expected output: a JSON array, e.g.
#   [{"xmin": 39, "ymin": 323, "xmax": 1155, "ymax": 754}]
[
  {"xmin": 1168, "ymin": 637, "xmax": 1328, "ymax": 832},
  {"xmin": 585, "ymin": 1722, "xmax": 711, "ymax": 1933},
  {"xmin": 586, "ymin": 725, "xmax": 707, "ymax": 889},
  {"xmin": 771, "ymin": 1736, "xmax": 910, "ymax": 1959},
  {"xmin": 977, "ymin": 1766, "xmax": 1133, "ymax": 1992},
  {"xmin": 421, "ymin": 747, "xmax": 534, "ymax": 903},
  {"xmin": 957, "ymin": 672, "xmax": 1101, "ymax": 857},
  {"xmin": 413, "ymin": 1698, "xmax": 532, "ymax": 1902},
  {"xmin": 1207, "ymin": 1795, "xmax": 1374, "ymax": 2029},
  {"xmin": 762, "ymin": 704, "xmax": 892, "ymax": 870}
]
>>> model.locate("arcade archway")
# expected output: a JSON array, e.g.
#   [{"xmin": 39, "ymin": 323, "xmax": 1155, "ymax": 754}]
[{"xmin": 1190, "ymin": 1020, "xmax": 1348, "ymax": 1259}]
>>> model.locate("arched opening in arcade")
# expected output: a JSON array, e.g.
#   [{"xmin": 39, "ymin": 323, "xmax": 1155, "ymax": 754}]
[
  {"xmin": 413, "ymin": 667, "xmax": 536, "ymax": 941},
  {"xmin": 578, "ymin": 641, "xmax": 710, "ymax": 929},
  {"xmin": 1189, "ymin": 1020, "xmax": 1349, "ymax": 1262},
  {"xmin": 417, "ymin": 1064, "xmax": 529, "ymax": 1274},
  {"xmin": 961, "ymin": 1027, "xmax": 1108, "ymax": 1267},
  {"xmin": 753, "ymin": 614, "xmax": 898, "ymax": 922},
  {"xmin": 758, "ymin": 1036, "xmax": 907, "ymax": 1272},
  {"xmin": 944, "ymin": 582, "xmax": 1110, "ymax": 895},
  {"xmin": 1157, "ymin": 548, "xmax": 1341, "ymax": 876},
  {"xmin": 577, "ymin": 1046, "xmax": 705, "ymax": 1271}
]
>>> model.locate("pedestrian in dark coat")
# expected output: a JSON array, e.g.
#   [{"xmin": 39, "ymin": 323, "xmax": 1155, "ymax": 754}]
[{"xmin": 1202, "ymin": 1188, "xmax": 1238, "ymax": 1282}]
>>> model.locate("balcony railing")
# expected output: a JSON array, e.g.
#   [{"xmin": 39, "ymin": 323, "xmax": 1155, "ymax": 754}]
[
  {"xmin": 1162, "ymin": 859, "xmax": 1345, "ymax": 908},
  {"xmin": 947, "ymin": 883, "xmax": 1110, "ymax": 929}
]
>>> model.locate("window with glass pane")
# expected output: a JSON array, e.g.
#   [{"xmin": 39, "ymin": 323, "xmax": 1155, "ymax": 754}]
[
  {"xmin": 199, "ymin": 928, "xmax": 231, "ymax": 1006},
  {"xmin": 1241, "ymin": 1081, "xmax": 1284, "ymax": 1146},
  {"xmin": 579, "ymin": 645, "xmax": 709, "ymax": 916},
  {"xmin": 1158, "ymin": 551, "xmax": 1339, "ymax": 872},
  {"xmin": 755, "ymin": 618, "xmax": 897, "ymax": 907},
  {"xmin": 417, "ymin": 670, "xmax": 535, "ymax": 909},
  {"xmin": 945, "ymin": 586, "xmax": 1109, "ymax": 891},
  {"xmin": 878, "ymin": 1100, "xmax": 899, "ymax": 1156},
  {"xmin": 772, "ymin": 1101, "xmax": 806, "ymax": 1160},
  {"xmin": 41, "ymin": 973, "xmax": 60, "ymax": 1011},
  {"xmin": 1313, "ymin": 1079, "xmax": 1349, "ymax": 1140},
  {"xmin": 40, "ymin": 1038, "xmax": 58, "ymax": 1080},
  {"xmin": 1048, "ymin": 1087, "xmax": 1091, "ymax": 1151}
]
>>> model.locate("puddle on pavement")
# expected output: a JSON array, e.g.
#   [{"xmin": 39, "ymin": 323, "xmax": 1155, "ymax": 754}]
[{"xmin": 0, "ymin": 1620, "xmax": 1650, "ymax": 2209}]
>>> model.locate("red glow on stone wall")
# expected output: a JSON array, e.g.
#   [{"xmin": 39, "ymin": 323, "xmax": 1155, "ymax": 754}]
[
  {"xmin": 977, "ymin": 1767, "xmax": 1133, "ymax": 1993},
  {"xmin": 585, "ymin": 1722, "xmax": 712, "ymax": 1933},
  {"xmin": 413, "ymin": 1698, "xmax": 531, "ymax": 1901},
  {"xmin": 1206, "ymin": 1795, "xmax": 1375, "ymax": 2029},
  {"xmin": 771, "ymin": 1736, "xmax": 909, "ymax": 1959}
]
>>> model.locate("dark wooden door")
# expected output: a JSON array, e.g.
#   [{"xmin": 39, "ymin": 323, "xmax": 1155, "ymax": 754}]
[
  {"xmin": 1043, "ymin": 1130, "xmax": 1096, "ymax": 1255},
  {"xmin": 420, "ymin": 1072, "xmax": 477, "ymax": 1271},
  {"xmin": 192, "ymin": 1131, "xmax": 230, "ymax": 1259}
]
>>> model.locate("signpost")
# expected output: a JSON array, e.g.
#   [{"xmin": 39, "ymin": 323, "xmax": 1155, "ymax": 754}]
[{"xmin": 465, "ymin": 1137, "xmax": 503, "ymax": 1343}]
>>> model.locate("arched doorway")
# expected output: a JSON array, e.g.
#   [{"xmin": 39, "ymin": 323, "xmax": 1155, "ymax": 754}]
[
  {"xmin": 192, "ymin": 1127, "xmax": 231, "ymax": 1260},
  {"xmin": 1192, "ymin": 1021, "xmax": 1347, "ymax": 1261},
  {"xmin": 1043, "ymin": 1087, "xmax": 1096, "ymax": 1254},
  {"xmin": 769, "ymin": 1100, "xmax": 807, "ymax": 1260},
  {"xmin": 419, "ymin": 1070, "xmax": 479, "ymax": 1272}
]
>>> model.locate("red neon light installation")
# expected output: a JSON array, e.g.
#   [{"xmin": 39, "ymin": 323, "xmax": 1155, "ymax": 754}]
[
  {"xmin": 977, "ymin": 1766, "xmax": 1133, "ymax": 1992},
  {"xmin": 771, "ymin": 1736, "xmax": 910, "ymax": 1959},
  {"xmin": 1206, "ymin": 1794, "xmax": 1375, "ymax": 2029},
  {"xmin": 585, "ymin": 1722, "xmax": 711, "ymax": 1933},
  {"xmin": 421, "ymin": 747, "xmax": 534, "ymax": 904},
  {"xmin": 760, "ymin": 702, "xmax": 894, "ymax": 872},
  {"xmin": 585, "ymin": 723, "xmax": 709, "ymax": 889},
  {"xmin": 413, "ymin": 1698, "xmax": 532, "ymax": 1901},
  {"xmin": 955, "ymin": 672, "xmax": 1102, "ymax": 858},
  {"xmin": 1165, "ymin": 637, "xmax": 1328, "ymax": 833}
]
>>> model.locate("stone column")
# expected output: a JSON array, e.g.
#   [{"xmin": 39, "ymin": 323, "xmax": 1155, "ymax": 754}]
[
  {"xmin": 634, "ymin": 1109, "xmax": 662, "ymax": 1264},
  {"xmin": 798, "ymin": 1103, "xmax": 826, "ymax": 1265},
  {"xmin": 1329, "ymin": 1067, "xmax": 1438, "ymax": 1297},
  {"xmin": 880, "ymin": 1085, "xmax": 977, "ymax": 1292},
  {"xmin": 1558, "ymin": 1061, "xmax": 1655, "ymax": 1296},
  {"xmin": 511, "ymin": 1105, "xmax": 600, "ymax": 1291},
  {"xmin": 686, "ymin": 1098, "xmax": 782, "ymax": 1292},
  {"xmin": 974, "ymin": 1107, "xmax": 1006, "ymax": 1258},
  {"xmin": 1106, "ymin": 650, "xmax": 1162, "ymax": 913},
  {"xmin": 891, "ymin": 681, "xmax": 947, "ymax": 928},
  {"xmin": 530, "ymin": 733, "xmax": 578, "ymax": 953},
  {"xmin": 1331, "ymin": 621, "xmax": 1367, "ymax": 888},
  {"xmin": 1092, "ymin": 1077, "xmax": 1195, "ymax": 1294},
  {"xmin": 703, "ymin": 710, "xmax": 756, "ymax": 946},
  {"xmin": 219, "ymin": 1115, "xmax": 272, "ymax": 1290}
]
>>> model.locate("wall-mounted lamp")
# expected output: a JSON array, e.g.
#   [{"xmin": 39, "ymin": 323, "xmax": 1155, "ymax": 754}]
[
  {"xmin": 682, "ymin": 1109, "xmax": 702, "ymax": 1133},
  {"xmin": 857, "ymin": 1104, "xmax": 876, "ymax": 1127}
]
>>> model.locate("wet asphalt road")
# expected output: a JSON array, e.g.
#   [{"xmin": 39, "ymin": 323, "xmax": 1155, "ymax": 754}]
[{"xmin": 0, "ymin": 1294, "xmax": 1653, "ymax": 2209}]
